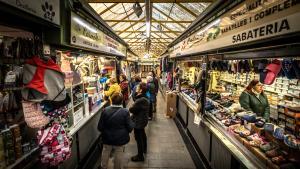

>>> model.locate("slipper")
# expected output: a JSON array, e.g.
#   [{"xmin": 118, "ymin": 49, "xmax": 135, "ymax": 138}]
[
  {"xmin": 264, "ymin": 59, "xmax": 282, "ymax": 85},
  {"xmin": 273, "ymin": 127, "xmax": 285, "ymax": 140},
  {"xmin": 264, "ymin": 123, "xmax": 274, "ymax": 133},
  {"xmin": 272, "ymin": 156, "xmax": 286, "ymax": 165},
  {"xmin": 260, "ymin": 142, "xmax": 277, "ymax": 152},
  {"xmin": 284, "ymin": 134, "xmax": 300, "ymax": 149}
]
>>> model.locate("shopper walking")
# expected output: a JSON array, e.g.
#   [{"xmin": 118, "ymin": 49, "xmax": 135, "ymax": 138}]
[
  {"xmin": 104, "ymin": 77, "xmax": 121, "ymax": 102},
  {"xmin": 129, "ymin": 82, "xmax": 150, "ymax": 162},
  {"xmin": 98, "ymin": 93, "xmax": 134, "ymax": 169},
  {"xmin": 119, "ymin": 74, "xmax": 129, "ymax": 108},
  {"xmin": 146, "ymin": 75, "xmax": 156, "ymax": 120}
]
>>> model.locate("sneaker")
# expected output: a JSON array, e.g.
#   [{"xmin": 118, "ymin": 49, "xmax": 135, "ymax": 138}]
[{"xmin": 131, "ymin": 155, "xmax": 144, "ymax": 162}]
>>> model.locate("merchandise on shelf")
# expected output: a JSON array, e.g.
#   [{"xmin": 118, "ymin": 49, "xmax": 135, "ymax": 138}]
[{"xmin": 205, "ymin": 58, "xmax": 300, "ymax": 168}]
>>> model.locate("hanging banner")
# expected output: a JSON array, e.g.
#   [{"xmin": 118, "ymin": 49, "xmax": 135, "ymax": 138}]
[
  {"xmin": 170, "ymin": 0, "xmax": 300, "ymax": 57},
  {"xmin": 0, "ymin": 0, "xmax": 60, "ymax": 25},
  {"xmin": 70, "ymin": 12, "xmax": 126, "ymax": 57}
]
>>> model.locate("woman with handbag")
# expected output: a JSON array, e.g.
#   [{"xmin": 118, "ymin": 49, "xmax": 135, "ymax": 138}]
[{"xmin": 98, "ymin": 92, "xmax": 134, "ymax": 169}]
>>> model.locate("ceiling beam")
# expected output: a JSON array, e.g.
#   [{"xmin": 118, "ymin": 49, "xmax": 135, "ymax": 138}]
[
  {"xmin": 87, "ymin": 0, "xmax": 213, "ymax": 2},
  {"xmin": 152, "ymin": 28, "xmax": 177, "ymax": 39},
  {"xmin": 99, "ymin": 3, "xmax": 118, "ymax": 15},
  {"xmin": 105, "ymin": 19, "xmax": 193, "ymax": 23},
  {"xmin": 116, "ymin": 30, "xmax": 181, "ymax": 33},
  {"xmin": 123, "ymin": 24, "xmax": 145, "ymax": 40},
  {"xmin": 176, "ymin": 3, "xmax": 198, "ymax": 18},
  {"xmin": 128, "ymin": 42, "xmax": 169, "ymax": 44},
  {"xmin": 152, "ymin": 18, "xmax": 179, "ymax": 36},
  {"xmin": 153, "ymin": 6, "xmax": 186, "ymax": 29},
  {"xmin": 117, "ymin": 17, "xmax": 145, "ymax": 35},
  {"xmin": 124, "ymin": 37, "xmax": 173, "ymax": 40},
  {"xmin": 110, "ymin": 4, "xmax": 145, "ymax": 28}
]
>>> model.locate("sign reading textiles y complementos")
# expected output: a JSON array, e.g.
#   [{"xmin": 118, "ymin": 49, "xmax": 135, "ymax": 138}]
[
  {"xmin": 170, "ymin": 0, "xmax": 300, "ymax": 58},
  {"xmin": 0, "ymin": 0, "xmax": 60, "ymax": 25},
  {"xmin": 70, "ymin": 12, "xmax": 126, "ymax": 57}
]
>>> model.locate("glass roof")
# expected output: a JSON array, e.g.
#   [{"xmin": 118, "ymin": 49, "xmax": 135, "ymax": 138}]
[{"xmin": 89, "ymin": 2, "xmax": 211, "ymax": 57}]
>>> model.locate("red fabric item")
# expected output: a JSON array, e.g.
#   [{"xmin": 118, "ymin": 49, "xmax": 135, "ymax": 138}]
[
  {"xmin": 24, "ymin": 56, "xmax": 63, "ymax": 95},
  {"xmin": 120, "ymin": 81, "xmax": 129, "ymax": 101},
  {"xmin": 264, "ymin": 59, "xmax": 282, "ymax": 85}
]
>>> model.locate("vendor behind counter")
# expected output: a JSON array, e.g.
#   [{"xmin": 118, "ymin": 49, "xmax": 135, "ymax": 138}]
[{"xmin": 239, "ymin": 79, "xmax": 270, "ymax": 121}]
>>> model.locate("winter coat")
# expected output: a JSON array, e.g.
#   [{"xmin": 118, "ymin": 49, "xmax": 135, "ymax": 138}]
[
  {"xmin": 147, "ymin": 82, "xmax": 156, "ymax": 102},
  {"xmin": 120, "ymin": 80, "xmax": 129, "ymax": 101},
  {"xmin": 239, "ymin": 91, "xmax": 270, "ymax": 121},
  {"xmin": 104, "ymin": 83, "xmax": 121, "ymax": 98},
  {"xmin": 132, "ymin": 82, "xmax": 140, "ymax": 101},
  {"xmin": 129, "ymin": 94, "xmax": 149, "ymax": 129},
  {"xmin": 98, "ymin": 106, "xmax": 134, "ymax": 146},
  {"xmin": 153, "ymin": 77, "xmax": 159, "ymax": 94}
]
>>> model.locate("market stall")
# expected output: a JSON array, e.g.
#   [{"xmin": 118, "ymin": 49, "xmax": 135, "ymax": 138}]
[
  {"xmin": 167, "ymin": 0, "xmax": 300, "ymax": 168},
  {"xmin": 0, "ymin": 0, "xmax": 128, "ymax": 169}
]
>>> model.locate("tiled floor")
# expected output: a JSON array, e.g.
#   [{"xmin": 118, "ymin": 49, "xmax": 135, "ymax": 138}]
[{"xmin": 94, "ymin": 92, "xmax": 196, "ymax": 169}]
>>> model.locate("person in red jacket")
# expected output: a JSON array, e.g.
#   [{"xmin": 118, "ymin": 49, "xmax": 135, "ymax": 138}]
[{"xmin": 119, "ymin": 74, "xmax": 129, "ymax": 108}]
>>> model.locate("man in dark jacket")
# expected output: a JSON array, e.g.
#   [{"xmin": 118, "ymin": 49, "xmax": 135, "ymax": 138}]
[
  {"xmin": 130, "ymin": 82, "xmax": 150, "ymax": 162},
  {"xmin": 98, "ymin": 92, "xmax": 134, "ymax": 169}
]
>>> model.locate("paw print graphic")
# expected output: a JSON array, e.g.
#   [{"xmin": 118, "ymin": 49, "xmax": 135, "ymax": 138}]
[{"xmin": 42, "ymin": 1, "xmax": 55, "ymax": 21}]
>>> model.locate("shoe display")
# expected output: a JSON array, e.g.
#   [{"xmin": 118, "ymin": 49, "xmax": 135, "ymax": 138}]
[
  {"xmin": 284, "ymin": 134, "xmax": 300, "ymax": 149},
  {"xmin": 273, "ymin": 127, "xmax": 285, "ymax": 140},
  {"xmin": 271, "ymin": 156, "xmax": 286, "ymax": 165},
  {"xmin": 260, "ymin": 142, "xmax": 277, "ymax": 152}
]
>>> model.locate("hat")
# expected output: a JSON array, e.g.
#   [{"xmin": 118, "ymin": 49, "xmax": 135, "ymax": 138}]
[
  {"xmin": 282, "ymin": 59, "xmax": 296, "ymax": 79},
  {"xmin": 264, "ymin": 59, "xmax": 282, "ymax": 85}
]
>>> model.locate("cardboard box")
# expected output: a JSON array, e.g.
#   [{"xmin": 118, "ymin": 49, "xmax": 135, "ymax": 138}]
[{"xmin": 166, "ymin": 92, "xmax": 177, "ymax": 118}]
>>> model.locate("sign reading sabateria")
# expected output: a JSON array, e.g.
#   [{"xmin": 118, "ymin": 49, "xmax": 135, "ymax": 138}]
[
  {"xmin": 170, "ymin": 0, "xmax": 300, "ymax": 57},
  {"xmin": 70, "ymin": 12, "xmax": 126, "ymax": 57},
  {"xmin": 0, "ymin": 0, "xmax": 60, "ymax": 25}
]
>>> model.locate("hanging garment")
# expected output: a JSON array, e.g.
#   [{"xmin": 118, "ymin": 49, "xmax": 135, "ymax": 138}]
[{"xmin": 22, "ymin": 56, "xmax": 66, "ymax": 102}]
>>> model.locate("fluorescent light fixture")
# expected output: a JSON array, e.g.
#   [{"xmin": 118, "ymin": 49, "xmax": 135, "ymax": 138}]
[
  {"xmin": 197, "ymin": 19, "xmax": 221, "ymax": 35},
  {"xmin": 73, "ymin": 17, "xmax": 98, "ymax": 33},
  {"xmin": 146, "ymin": 22, "xmax": 150, "ymax": 38}
]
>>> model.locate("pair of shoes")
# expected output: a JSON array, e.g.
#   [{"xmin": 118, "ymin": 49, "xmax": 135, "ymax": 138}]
[{"xmin": 131, "ymin": 155, "xmax": 144, "ymax": 162}]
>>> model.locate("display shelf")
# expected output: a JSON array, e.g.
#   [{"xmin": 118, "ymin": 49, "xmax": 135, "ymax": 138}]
[
  {"xmin": 6, "ymin": 147, "xmax": 39, "ymax": 169},
  {"xmin": 178, "ymin": 92, "xmax": 199, "ymax": 113},
  {"xmin": 68, "ymin": 101, "xmax": 107, "ymax": 136},
  {"xmin": 73, "ymin": 101, "xmax": 84, "ymax": 108},
  {"xmin": 204, "ymin": 114, "xmax": 265, "ymax": 169}
]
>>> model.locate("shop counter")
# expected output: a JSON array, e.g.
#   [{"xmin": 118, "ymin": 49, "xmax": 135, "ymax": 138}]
[{"xmin": 176, "ymin": 93, "xmax": 265, "ymax": 169}]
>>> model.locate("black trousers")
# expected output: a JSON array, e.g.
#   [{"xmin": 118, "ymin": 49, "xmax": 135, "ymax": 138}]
[
  {"xmin": 149, "ymin": 101, "xmax": 153, "ymax": 118},
  {"xmin": 134, "ymin": 128, "xmax": 147, "ymax": 157}
]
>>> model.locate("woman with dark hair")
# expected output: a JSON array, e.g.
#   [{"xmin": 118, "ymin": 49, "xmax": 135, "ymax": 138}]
[
  {"xmin": 239, "ymin": 79, "xmax": 270, "ymax": 121},
  {"xmin": 120, "ymin": 74, "xmax": 129, "ymax": 108},
  {"xmin": 132, "ymin": 76, "xmax": 142, "ymax": 101},
  {"xmin": 98, "ymin": 92, "xmax": 134, "ymax": 169},
  {"xmin": 129, "ymin": 82, "xmax": 150, "ymax": 162}
]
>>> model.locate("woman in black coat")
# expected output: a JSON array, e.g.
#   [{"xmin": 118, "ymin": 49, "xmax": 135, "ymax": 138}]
[
  {"xmin": 98, "ymin": 92, "xmax": 134, "ymax": 169},
  {"xmin": 130, "ymin": 82, "xmax": 150, "ymax": 162}
]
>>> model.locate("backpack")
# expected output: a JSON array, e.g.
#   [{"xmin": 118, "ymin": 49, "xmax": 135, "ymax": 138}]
[{"xmin": 37, "ymin": 123, "xmax": 71, "ymax": 166}]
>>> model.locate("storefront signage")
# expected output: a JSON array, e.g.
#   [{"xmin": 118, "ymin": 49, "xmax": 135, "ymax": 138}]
[
  {"xmin": 0, "ymin": 0, "xmax": 60, "ymax": 25},
  {"xmin": 70, "ymin": 12, "xmax": 126, "ymax": 57},
  {"xmin": 170, "ymin": 0, "xmax": 300, "ymax": 57}
]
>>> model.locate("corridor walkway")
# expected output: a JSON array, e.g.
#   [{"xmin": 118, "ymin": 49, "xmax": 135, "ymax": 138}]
[{"xmin": 94, "ymin": 91, "xmax": 196, "ymax": 169}]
